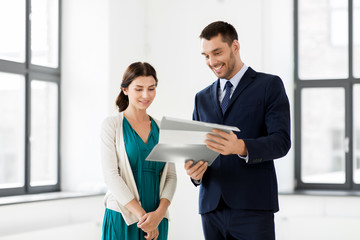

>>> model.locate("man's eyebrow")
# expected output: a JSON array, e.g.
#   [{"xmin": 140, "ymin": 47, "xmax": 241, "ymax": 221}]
[
  {"xmin": 201, "ymin": 48, "xmax": 222, "ymax": 55},
  {"xmin": 211, "ymin": 48, "xmax": 222, "ymax": 53}
]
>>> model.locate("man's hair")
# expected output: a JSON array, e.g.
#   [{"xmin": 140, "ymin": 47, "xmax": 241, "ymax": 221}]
[{"xmin": 199, "ymin": 21, "xmax": 238, "ymax": 46}]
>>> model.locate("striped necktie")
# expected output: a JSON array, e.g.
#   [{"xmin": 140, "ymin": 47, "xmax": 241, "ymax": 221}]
[{"xmin": 221, "ymin": 81, "xmax": 233, "ymax": 114}]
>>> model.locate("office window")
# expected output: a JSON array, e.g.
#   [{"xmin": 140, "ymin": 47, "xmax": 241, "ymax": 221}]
[
  {"xmin": 31, "ymin": 0, "xmax": 59, "ymax": 67},
  {"xmin": 298, "ymin": 0, "xmax": 348, "ymax": 79},
  {"xmin": 301, "ymin": 88, "xmax": 345, "ymax": 184},
  {"xmin": 354, "ymin": 85, "xmax": 360, "ymax": 183},
  {"xmin": 0, "ymin": 0, "xmax": 26, "ymax": 62},
  {"xmin": 0, "ymin": 73, "xmax": 25, "ymax": 189},
  {"xmin": 30, "ymin": 80, "xmax": 58, "ymax": 186},
  {"xmin": 0, "ymin": 0, "xmax": 60, "ymax": 197},
  {"xmin": 295, "ymin": 0, "xmax": 360, "ymax": 190},
  {"xmin": 354, "ymin": 0, "xmax": 360, "ymax": 77}
]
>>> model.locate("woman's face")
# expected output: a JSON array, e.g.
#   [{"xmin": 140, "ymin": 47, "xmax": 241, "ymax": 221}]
[{"xmin": 122, "ymin": 75, "xmax": 156, "ymax": 111}]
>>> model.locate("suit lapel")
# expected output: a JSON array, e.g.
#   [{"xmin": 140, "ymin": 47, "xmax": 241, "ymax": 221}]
[
  {"xmin": 226, "ymin": 67, "xmax": 256, "ymax": 111},
  {"xmin": 211, "ymin": 79, "xmax": 223, "ymax": 119}
]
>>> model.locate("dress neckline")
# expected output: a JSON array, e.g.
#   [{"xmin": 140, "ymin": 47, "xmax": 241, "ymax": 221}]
[{"xmin": 123, "ymin": 116, "xmax": 154, "ymax": 146}]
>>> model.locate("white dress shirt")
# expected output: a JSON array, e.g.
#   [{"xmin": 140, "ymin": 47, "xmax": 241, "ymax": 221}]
[{"xmin": 218, "ymin": 64, "xmax": 248, "ymax": 104}]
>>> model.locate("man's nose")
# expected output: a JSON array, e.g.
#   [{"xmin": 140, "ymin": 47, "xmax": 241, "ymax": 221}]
[{"xmin": 208, "ymin": 56, "xmax": 217, "ymax": 67}]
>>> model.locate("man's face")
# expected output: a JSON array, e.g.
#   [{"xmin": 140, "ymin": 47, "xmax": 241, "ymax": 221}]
[{"xmin": 201, "ymin": 34, "xmax": 239, "ymax": 80}]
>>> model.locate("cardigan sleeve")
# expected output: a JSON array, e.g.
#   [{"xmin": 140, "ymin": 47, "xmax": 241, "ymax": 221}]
[
  {"xmin": 100, "ymin": 117, "xmax": 135, "ymax": 206},
  {"xmin": 160, "ymin": 162, "xmax": 177, "ymax": 202}
]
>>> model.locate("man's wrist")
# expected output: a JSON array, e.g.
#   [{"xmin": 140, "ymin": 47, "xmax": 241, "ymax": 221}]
[{"xmin": 237, "ymin": 139, "xmax": 247, "ymax": 155}]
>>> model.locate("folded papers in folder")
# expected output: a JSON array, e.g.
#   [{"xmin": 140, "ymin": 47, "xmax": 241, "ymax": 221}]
[{"xmin": 146, "ymin": 117, "xmax": 240, "ymax": 166}]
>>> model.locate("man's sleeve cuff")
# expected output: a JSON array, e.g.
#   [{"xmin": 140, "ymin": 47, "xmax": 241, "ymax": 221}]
[
  {"xmin": 238, "ymin": 154, "xmax": 249, "ymax": 163},
  {"xmin": 191, "ymin": 178, "xmax": 202, "ymax": 186}
]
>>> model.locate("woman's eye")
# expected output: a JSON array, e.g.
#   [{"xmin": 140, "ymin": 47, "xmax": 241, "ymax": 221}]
[{"xmin": 135, "ymin": 89, "xmax": 142, "ymax": 92}]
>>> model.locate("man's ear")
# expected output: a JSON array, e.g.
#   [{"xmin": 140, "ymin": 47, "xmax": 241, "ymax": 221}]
[{"xmin": 232, "ymin": 40, "xmax": 240, "ymax": 53}]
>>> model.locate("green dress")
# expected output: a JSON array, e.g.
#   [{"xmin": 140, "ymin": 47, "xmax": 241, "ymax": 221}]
[{"xmin": 102, "ymin": 117, "xmax": 168, "ymax": 240}]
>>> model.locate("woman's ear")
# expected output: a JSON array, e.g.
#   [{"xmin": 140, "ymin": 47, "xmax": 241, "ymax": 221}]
[{"xmin": 121, "ymin": 87, "xmax": 128, "ymax": 95}]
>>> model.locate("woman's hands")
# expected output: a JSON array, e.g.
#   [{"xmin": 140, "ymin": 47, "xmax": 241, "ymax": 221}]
[
  {"xmin": 137, "ymin": 210, "xmax": 163, "ymax": 232},
  {"xmin": 138, "ymin": 211, "xmax": 162, "ymax": 240},
  {"xmin": 143, "ymin": 227, "xmax": 159, "ymax": 240},
  {"xmin": 138, "ymin": 198, "xmax": 169, "ymax": 239},
  {"xmin": 125, "ymin": 199, "xmax": 159, "ymax": 239}
]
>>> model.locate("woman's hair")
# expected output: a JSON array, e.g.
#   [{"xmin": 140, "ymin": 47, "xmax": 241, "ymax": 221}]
[
  {"xmin": 199, "ymin": 21, "xmax": 238, "ymax": 46},
  {"xmin": 115, "ymin": 62, "xmax": 158, "ymax": 112}
]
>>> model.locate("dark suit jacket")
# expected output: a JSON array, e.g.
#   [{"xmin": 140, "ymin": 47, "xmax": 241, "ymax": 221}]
[{"xmin": 193, "ymin": 67, "xmax": 291, "ymax": 214}]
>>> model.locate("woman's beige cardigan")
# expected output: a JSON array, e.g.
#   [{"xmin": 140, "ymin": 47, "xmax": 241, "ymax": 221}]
[{"xmin": 100, "ymin": 113, "xmax": 177, "ymax": 225}]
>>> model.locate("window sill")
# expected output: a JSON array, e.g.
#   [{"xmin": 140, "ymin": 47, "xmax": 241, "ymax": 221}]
[
  {"xmin": 279, "ymin": 190, "xmax": 360, "ymax": 197},
  {"xmin": 0, "ymin": 191, "xmax": 105, "ymax": 206}
]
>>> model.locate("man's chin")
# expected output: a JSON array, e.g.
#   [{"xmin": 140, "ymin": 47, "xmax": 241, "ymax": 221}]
[{"xmin": 213, "ymin": 71, "xmax": 222, "ymax": 78}]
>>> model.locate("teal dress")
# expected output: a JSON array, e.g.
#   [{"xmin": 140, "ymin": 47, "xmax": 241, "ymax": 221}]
[{"xmin": 102, "ymin": 117, "xmax": 168, "ymax": 240}]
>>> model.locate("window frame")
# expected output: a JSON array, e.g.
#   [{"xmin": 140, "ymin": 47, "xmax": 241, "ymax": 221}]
[
  {"xmin": 294, "ymin": 0, "xmax": 360, "ymax": 191},
  {"xmin": 0, "ymin": 0, "xmax": 61, "ymax": 197}
]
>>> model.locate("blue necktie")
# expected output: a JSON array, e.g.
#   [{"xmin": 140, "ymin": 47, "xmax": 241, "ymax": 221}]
[{"xmin": 221, "ymin": 81, "xmax": 233, "ymax": 114}]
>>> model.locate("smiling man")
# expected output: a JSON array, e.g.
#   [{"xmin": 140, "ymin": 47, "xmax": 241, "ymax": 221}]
[{"xmin": 184, "ymin": 21, "xmax": 291, "ymax": 240}]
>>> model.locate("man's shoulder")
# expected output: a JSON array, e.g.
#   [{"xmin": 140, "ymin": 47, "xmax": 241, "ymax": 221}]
[
  {"xmin": 249, "ymin": 67, "xmax": 280, "ymax": 80},
  {"xmin": 196, "ymin": 80, "xmax": 218, "ymax": 96},
  {"xmin": 247, "ymin": 68, "xmax": 283, "ymax": 89},
  {"xmin": 256, "ymin": 72, "xmax": 279, "ymax": 80}
]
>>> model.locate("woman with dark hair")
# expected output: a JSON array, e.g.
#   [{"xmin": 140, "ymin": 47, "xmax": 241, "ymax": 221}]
[{"xmin": 101, "ymin": 62, "xmax": 177, "ymax": 240}]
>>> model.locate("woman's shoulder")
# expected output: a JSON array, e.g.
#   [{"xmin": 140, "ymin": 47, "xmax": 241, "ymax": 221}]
[{"xmin": 102, "ymin": 113, "xmax": 124, "ymax": 130}]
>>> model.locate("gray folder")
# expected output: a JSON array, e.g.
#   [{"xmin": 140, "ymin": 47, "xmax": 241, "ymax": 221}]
[{"xmin": 146, "ymin": 116, "xmax": 240, "ymax": 166}]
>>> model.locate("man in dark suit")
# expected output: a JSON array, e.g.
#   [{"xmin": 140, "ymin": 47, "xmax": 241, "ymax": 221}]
[{"xmin": 184, "ymin": 21, "xmax": 291, "ymax": 240}]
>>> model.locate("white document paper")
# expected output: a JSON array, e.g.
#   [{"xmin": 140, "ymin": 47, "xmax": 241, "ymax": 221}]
[{"xmin": 146, "ymin": 117, "xmax": 240, "ymax": 166}]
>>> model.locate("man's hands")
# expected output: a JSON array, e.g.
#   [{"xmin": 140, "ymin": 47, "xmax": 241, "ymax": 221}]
[
  {"xmin": 205, "ymin": 129, "xmax": 247, "ymax": 156},
  {"xmin": 184, "ymin": 160, "xmax": 208, "ymax": 181},
  {"xmin": 183, "ymin": 129, "xmax": 247, "ymax": 182}
]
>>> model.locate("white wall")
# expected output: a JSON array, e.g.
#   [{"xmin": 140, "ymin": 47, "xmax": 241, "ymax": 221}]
[
  {"xmin": 61, "ymin": 0, "xmax": 110, "ymax": 192},
  {"xmin": 0, "ymin": 195, "xmax": 104, "ymax": 239},
  {"xmin": 276, "ymin": 195, "xmax": 360, "ymax": 240},
  {"xmin": 145, "ymin": 0, "xmax": 264, "ymax": 120},
  {"xmin": 107, "ymin": 0, "xmax": 148, "ymax": 115}
]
